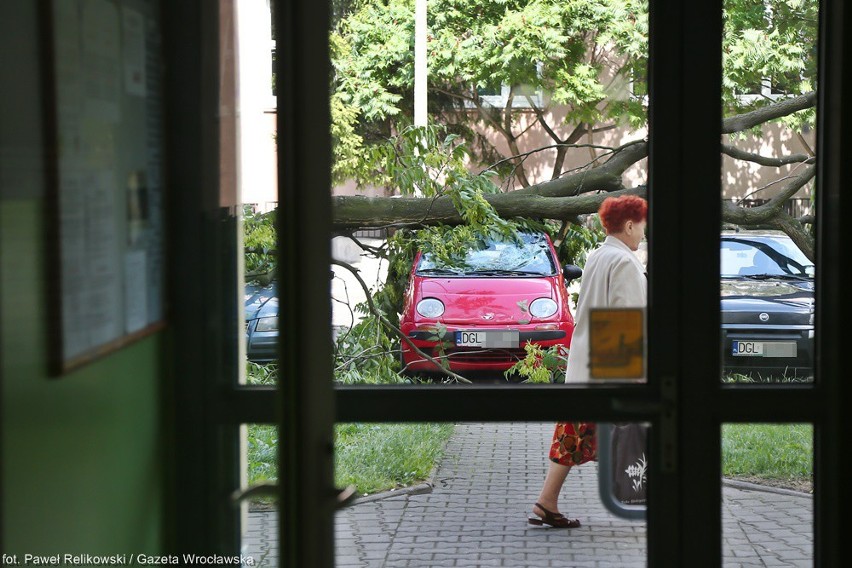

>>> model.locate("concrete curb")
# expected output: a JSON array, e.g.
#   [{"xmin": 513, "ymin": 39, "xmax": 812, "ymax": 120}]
[
  {"xmin": 349, "ymin": 482, "xmax": 433, "ymax": 505},
  {"xmin": 722, "ymin": 477, "xmax": 813, "ymax": 498},
  {"xmin": 247, "ymin": 476, "xmax": 810, "ymax": 512},
  {"xmin": 245, "ymin": 482, "xmax": 434, "ymax": 512},
  {"xmin": 346, "ymin": 477, "xmax": 812, "ymax": 507},
  {"xmin": 344, "ymin": 424, "xmax": 814, "ymax": 506}
]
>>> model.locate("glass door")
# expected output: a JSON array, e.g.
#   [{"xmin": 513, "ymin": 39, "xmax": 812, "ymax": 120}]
[{"xmin": 163, "ymin": 0, "xmax": 851, "ymax": 565}]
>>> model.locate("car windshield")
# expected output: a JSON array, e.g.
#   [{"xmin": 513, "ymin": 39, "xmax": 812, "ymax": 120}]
[
  {"xmin": 417, "ymin": 232, "xmax": 556, "ymax": 276},
  {"xmin": 721, "ymin": 236, "xmax": 814, "ymax": 278}
]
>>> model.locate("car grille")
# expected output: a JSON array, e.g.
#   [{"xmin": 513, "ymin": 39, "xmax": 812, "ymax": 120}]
[
  {"xmin": 723, "ymin": 356, "xmax": 812, "ymax": 377},
  {"xmin": 441, "ymin": 348, "xmax": 526, "ymax": 364},
  {"xmin": 722, "ymin": 312, "xmax": 811, "ymax": 326},
  {"xmin": 725, "ymin": 328, "xmax": 806, "ymax": 337}
]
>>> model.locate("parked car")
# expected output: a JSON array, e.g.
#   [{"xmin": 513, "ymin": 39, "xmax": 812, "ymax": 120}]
[
  {"xmin": 399, "ymin": 231, "xmax": 582, "ymax": 376},
  {"xmin": 245, "ymin": 281, "xmax": 278, "ymax": 363},
  {"xmin": 720, "ymin": 231, "xmax": 814, "ymax": 379}
]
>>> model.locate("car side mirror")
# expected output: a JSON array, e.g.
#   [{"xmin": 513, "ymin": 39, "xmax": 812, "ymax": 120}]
[{"xmin": 563, "ymin": 264, "xmax": 582, "ymax": 283}]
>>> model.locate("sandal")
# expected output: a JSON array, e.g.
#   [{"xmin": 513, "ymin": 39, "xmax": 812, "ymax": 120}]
[{"xmin": 528, "ymin": 502, "xmax": 581, "ymax": 528}]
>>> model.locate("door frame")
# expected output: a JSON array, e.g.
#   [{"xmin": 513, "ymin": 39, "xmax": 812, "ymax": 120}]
[{"xmin": 161, "ymin": 0, "xmax": 852, "ymax": 565}]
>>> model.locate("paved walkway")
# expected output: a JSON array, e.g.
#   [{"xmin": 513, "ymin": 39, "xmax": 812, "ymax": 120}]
[{"xmin": 243, "ymin": 422, "xmax": 813, "ymax": 567}]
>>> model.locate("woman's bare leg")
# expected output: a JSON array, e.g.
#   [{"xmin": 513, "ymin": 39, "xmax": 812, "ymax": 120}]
[{"xmin": 532, "ymin": 461, "xmax": 571, "ymax": 516}]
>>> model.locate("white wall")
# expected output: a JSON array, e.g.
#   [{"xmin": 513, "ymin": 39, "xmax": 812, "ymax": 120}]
[{"xmin": 236, "ymin": 0, "xmax": 278, "ymax": 210}]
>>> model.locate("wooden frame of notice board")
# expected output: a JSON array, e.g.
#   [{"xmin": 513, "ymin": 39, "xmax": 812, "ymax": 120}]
[{"xmin": 41, "ymin": 0, "xmax": 166, "ymax": 375}]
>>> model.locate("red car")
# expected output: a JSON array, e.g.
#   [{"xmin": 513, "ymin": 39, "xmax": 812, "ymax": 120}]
[{"xmin": 399, "ymin": 231, "xmax": 581, "ymax": 376}]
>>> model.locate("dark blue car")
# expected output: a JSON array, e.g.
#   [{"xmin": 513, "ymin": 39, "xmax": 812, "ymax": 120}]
[
  {"xmin": 720, "ymin": 231, "xmax": 814, "ymax": 379},
  {"xmin": 245, "ymin": 282, "xmax": 278, "ymax": 362}
]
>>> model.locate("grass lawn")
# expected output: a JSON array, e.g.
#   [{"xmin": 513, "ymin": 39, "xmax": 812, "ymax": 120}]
[
  {"xmin": 246, "ymin": 363, "xmax": 456, "ymax": 498},
  {"xmin": 722, "ymin": 423, "xmax": 813, "ymax": 493},
  {"xmin": 249, "ymin": 422, "xmax": 813, "ymax": 496},
  {"xmin": 249, "ymin": 422, "xmax": 813, "ymax": 498},
  {"xmin": 247, "ymin": 422, "xmax": 455, "ymax": 497},
  {"xmin": 335, "ymin": 423, "xmax": 455, "ymax": 496}
]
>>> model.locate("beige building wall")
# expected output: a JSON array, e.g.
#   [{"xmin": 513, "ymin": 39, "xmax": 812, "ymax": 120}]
[
  {"xmin": 236, "ymin": 0, "xmax": 278, "ymax": 211},
  {"xmin": 722, "ymin": 126, "xmax": 815, "ymax": 211},
  {"xmin": 462, "ymin": 105, "xmax": 649, "ymax": 193}
]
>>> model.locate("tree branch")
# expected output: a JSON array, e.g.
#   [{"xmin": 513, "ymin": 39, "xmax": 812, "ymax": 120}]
[
  {"xmin": 512, "ymin": 140, "xmax": 647, "ymax": 197},
  {"xmin": 330, "ymin": 259, "xmax": 473, "ymax": 383},
  {"xmin": 767, "ymin": 211, "xmax": 814, "ymax": 260},
  {"xmin": 482, "ymin": 142, "xmax": 619, "ymax": 174},
  {"xmin": 722, "ymin": 92, "xmax": 816, "ymax": 134},
  {"xmin": 721, "ymin": 165, "xmax": 816, "ymax": 251},
  {"xmin": 721, "ymin": 144, "xmax": 815, "ymax": 167},
  {"xmin": 339, "ymin": 234, "xmax": 387, "ymax": 258}
]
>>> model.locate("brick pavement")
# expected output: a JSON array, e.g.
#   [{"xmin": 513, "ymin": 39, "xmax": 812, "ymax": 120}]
[{"xmin": 243, "ymin": 422, "xmax": 813, "ymax": 567}]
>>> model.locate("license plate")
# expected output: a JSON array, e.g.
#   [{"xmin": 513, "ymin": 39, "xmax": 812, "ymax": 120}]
[
  {"xmin": 732, "ymin": 341, "xmax": 797, "ymax": 357},
  {"xmin": 456, "ymin": 330, "xmax": 519, "ymax": 348}
]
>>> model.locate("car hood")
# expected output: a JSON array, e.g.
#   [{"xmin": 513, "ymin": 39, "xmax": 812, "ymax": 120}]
[
  {"xmin": 419, "ymin": 277, "xmax": 556, "ymax": 324},
  {"xmin": 720, "ymin": 278, "xmax": 813, "ymax": 323},
  {"xmin": 245, "ymin": 283, "xmax": 278, "ymax": 321}
]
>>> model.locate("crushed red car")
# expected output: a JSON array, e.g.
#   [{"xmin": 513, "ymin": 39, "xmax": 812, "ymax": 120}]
[{"xmin": 399, "ymin": 231, "xmax": 581, "ymax": 376}]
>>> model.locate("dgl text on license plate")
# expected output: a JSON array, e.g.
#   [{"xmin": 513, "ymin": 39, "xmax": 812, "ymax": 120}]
[
  {"xmin": 732, "ymin": 341, "xmax": 798, "ymax": 357},
  {"xmin": 456, "ymin": 330, "xmax": 519, "ymax": 348},
  {"xmin": 732, "ymin": 341, "xmax": 763, "ymax": 356}
]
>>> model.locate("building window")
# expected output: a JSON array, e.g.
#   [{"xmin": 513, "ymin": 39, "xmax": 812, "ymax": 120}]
[{"xmin": 471, "ymin": 62, "xmax": 544, "ymax": 109}]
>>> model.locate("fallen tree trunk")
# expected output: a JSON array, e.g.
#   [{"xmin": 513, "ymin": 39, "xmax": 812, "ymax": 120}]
[{"xmin": 333, "ymin": 186, "xmax": 647, "ymax": 229}]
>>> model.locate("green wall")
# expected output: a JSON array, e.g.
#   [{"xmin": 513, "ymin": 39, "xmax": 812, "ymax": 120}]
[
  {"xmin": 1, "ymin": 0, "xmax": 165, "ymax": 556},
  {"xmin": 2, "ymin": 203, "xmax": 164, "ymax": 556}
]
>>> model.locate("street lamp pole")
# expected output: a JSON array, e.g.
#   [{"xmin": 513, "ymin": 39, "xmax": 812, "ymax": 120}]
[{"xmin": 414, "ymin": 0, "xmax": 427, "ymax": 127}]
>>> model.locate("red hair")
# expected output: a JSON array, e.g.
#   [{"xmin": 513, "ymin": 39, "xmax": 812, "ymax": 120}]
[{"xmin": 598, "ymin": 195, "xmax": 648, "ymax": 233}]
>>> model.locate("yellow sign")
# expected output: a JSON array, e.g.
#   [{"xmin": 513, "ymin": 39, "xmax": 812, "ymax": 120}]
[{"xmin": 589, "ymin": 308, "xmax": 645, "ymax": 380}]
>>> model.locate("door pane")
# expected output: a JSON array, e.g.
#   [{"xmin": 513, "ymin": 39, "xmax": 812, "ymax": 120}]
[
  {"xmin": 336, "ymin": 422, "xmax": 648, "ymax": 568},
  {"xmin": 719, "ymin": 0, "xmax": 818, "ymax": 384},
  {"xmin": 241, "ymin": 421, "xmax": 278, "ymax": 566},
  {"xmin": 236, "ymin": 0, "xmax": 279, "ymax": 382},
  {"xmin": 722, "ymin": 423, "xmax": 813, "ymax": 566},
  {"xmin": 329, "ymin": 0, "xmax": 650, "ymax": 387},
  {"xmin": 240, "ymin": 424, "xmax": 817, "ymax": 564}
]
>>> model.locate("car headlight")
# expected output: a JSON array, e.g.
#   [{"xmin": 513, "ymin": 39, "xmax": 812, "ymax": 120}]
[
  {"xmin": 529, "ymin": 298, "xmax": 558, "ymax": 318},
  {"xmin": 255, "ymin": 316, "xmax": 278, "ymax": 332},
  {"xmin": 416, "ymin": 298, "xmax": 445, "ymax": 318}
]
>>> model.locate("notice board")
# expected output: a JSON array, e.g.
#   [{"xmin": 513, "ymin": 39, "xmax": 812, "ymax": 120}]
[{"xmin": 44, "ymin": 0, "xmax": 165, "ymax": 374}]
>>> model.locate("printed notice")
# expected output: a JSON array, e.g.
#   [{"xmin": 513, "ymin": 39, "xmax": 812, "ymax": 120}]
[
  {"xmin": 48, "ymin": 0, "xmax": 166, "ymax": 373},
  {"xmin": 81, "ymin": 0, "xmax": 121, "ymax": 121},
  {"xmin": 122, "ymin": 7, "xmax": 147, "ymax": 96},
  {"xmin": 83, "ymin": 171, "xmax": 122, "ymax": 348},
  {"xmin": 124, "ymin": 250, "xmax": 148, "ymax": 333},
  {"xmin": 59, "ymin": 170, "xmax": 89, "ymax": 359}
]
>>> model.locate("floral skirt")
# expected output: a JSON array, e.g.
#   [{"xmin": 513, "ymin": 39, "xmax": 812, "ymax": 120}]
[{"xmin": 549, "ymin": 422, "xmax": 598, "ymax": 468}]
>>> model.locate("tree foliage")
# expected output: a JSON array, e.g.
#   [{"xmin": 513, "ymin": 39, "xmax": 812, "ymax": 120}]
[
  {"xmin": 332, "ymin": 0, "xmax": 650, "ymax": 187},
  {"xmin": 329, "ymin": 0, "xmax": 819, "ymax": 259},
  {"xmin": 243, "ymin": 206, "xmax": 277, "ymax": 283}
]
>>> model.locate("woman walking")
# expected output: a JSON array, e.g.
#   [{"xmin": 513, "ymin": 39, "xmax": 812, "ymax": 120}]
[{"xmin": 529, "ymin": 194, "xmax": 648, "ymax": 528}]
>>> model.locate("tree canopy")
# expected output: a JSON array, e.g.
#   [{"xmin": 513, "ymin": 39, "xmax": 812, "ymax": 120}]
[{"xmin": 329, "ymin": 0, "xmax": 819, "ymax": 258}]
